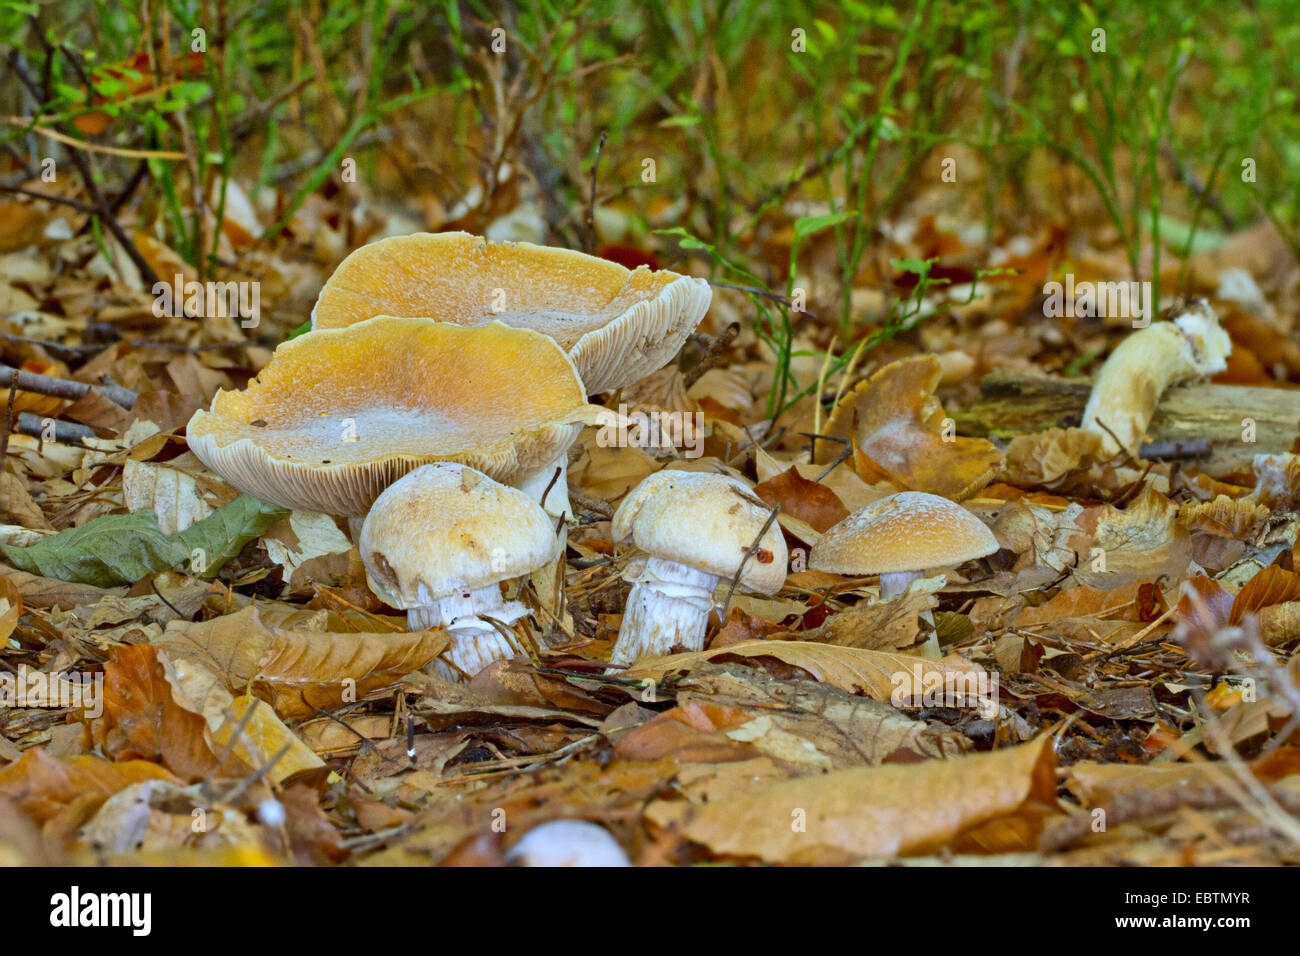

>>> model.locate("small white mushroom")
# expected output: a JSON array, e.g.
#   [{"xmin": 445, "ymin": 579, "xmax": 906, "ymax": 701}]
[
  {"xmin": 359, "ymin": 463, "xmax": 560, "ymax": 679},
  {"xmin": 609, "ymin": 471, "xmax": 787, "ymax": 665},
  {"xmin": 505, "ymin": 820, "xmax": 631, "ymax": 867},
  {"xmin": 1080, "ymin": 300, "xmax": 1231, "ymax": 458}
]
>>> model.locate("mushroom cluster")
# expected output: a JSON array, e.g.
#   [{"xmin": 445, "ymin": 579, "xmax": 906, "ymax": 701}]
[
  {"xmin": 186, "ymin": 232, "xmax": 714, "ymax": 680},
  {"xmin": 311, "ymin": 231, "xmax": 713, "ymax": 526}
]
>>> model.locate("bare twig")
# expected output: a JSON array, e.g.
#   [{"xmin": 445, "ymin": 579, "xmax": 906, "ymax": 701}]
[
  {"xmin": 16, "ymin": 413, "xmax": 99, "ymax": 446},
  {"xmin": 567, "ymin": 484, "xmax": 613, "ymax": 519},
  {"xmin": 0, "ymin": 363, "xmax": 137, "ymax": 409},
  {"xmin": 0, "ymin": 183, "xmax": 96, "ymax": 214},
  {"xmin": 683, "ymin": 321, "xmax": 740, "ymax": 389},
  {"xmin": 0, "ymin": 369, "xmax": 17, "ymax": 469},
  {"xmin": 584, "ymin": 130, "xmax": 606, "ymax": 254},
  {"xmin": 719, "ymin": 496, "xmax": 781, "ymax": 620},
  {"xmin": 706, "ymin": 280, "xmax": 818, "ymax": 319}
]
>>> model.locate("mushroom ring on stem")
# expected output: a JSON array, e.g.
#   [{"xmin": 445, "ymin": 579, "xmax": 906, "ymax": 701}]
[
  {"xmin": 359, "ymin": 463, "xmax": 561, "ymax": 680},
  {"xmin": 186, "ymin": 316, "xmax": 600, "ymax": 517},
  {"xmin": 609, "ymin": 470, "xmax": 787, "ymax": 666},
  {"xmin": 810, "ymin": 491, "xmax": 999, "ymax": 599}
]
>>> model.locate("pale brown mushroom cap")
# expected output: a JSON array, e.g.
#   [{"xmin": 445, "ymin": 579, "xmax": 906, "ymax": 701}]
[
  {"xmin": 612, "ymin": 470, "xmax": 787, "ymax": 594},
  {"xmin": 360, "ymin": 463, "xmax": 560, "ymax": 609},
  {"xmin": 310, "ymin": 231, "xmax": 712, "ymax": 394},
  {"xmin": 809, "ymin": 491, "xmax": 999, "ymax": 575},
  {"xmin": 187, "ymin": 316, "xmax": 597, "ymax": 515}
]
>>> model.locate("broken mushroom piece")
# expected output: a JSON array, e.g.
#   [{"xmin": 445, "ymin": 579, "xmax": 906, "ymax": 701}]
[
  {"xmin": 1081, "ymin": 299, "xmax": 1231, "ymax": 458},
  {"xmin": 359, "ymin": 463, "xmax": 560, "ymax": 679},
  {"xmin": 809, "ymin": 491, "xmax": 999, "ymax": 599},
  {"xmin": 186, "ymin": 316, "xmax": 597, "ymax": 516},
  {"xmin": 310, "ymin": 231, "xmax": 713, "ymax": 396},
  {"xmin": 609, "ymin": 471, "xmax": 787, "ymax": 666}
]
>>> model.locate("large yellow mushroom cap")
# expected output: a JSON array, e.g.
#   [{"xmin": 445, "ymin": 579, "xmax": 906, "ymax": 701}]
[
  {"xmin": 186, "ymin": 316, "xmax": 600, "ymax": 515},
  {"xmin": 310, "ymin": 231, "xmax": 712, "ymax": 394}
]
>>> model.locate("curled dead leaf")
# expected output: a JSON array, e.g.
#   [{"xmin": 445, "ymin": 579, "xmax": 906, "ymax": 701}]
[
  {"xmin": 646, "ymin": 736, "xmax": 1057, "ymax": 863},
  {"xmin": 623, "ymin": 639, "xmax": 988, "ymax": 704},
  {"xmin": 827, "ymin": 356, "xmax": 1003, "ymax": 500}
]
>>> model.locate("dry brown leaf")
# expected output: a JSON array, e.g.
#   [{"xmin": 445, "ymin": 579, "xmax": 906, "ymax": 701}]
[
  {"xmin": 646, "ymin": 736, "xmax": 1057, "ymax": 863},
  {"xmin": 1259, "ymin": 602, "xmax": 1300, "ymax": 646},
  {"xmin": 211, "ymin": 695, "xmax": 327, "ymax": 782},
  {"xmin": 1004, "ymin": 428, "xmax": 1105, "ymax": 486},
  {"xmin": 568, "ymin": 437, "xmax": 659, "ymax": 503},
  {"xmin": 0, "ymin": 472, "xmax": 52, "ymax": 531},
  {"xmin": 623, "ymin": 639, "xmax": 988, "ymax": 703},
  {"xmin": 1072, "ymin": 484, "xmax": 1190, "ymax": 589},
  {"xmin": 1230, "ymin": 564, "xmax": 1300, "ymax": 624},
  {"xmin": 708, "ymin": 606, "xmax": 787, "ymax": 648},
  {"xmin": 155, "ymin": 605, "xmax": 448, "ymax": 718},
  {"xmin": 1017, "ymin": 580, "xmax": 1155, "ymax": 628},
  {"xmin": 1179, "ymin": 495, "xmax": 1269, "ymax": 540},
  {"xmin": 0, "ymin": 749, "xmax": 178, "ymax": 826},
  {"xmin": 1, "ymin": 566, "xmax": 126, "ymax": 611},
  {"xmin": 754, "ymin": 448, "xmax": 892, "ymax": 511},
  {"xmin": 822, "ymin": 356, "xmax": 1003, "ymax": 500},
  {"xmin": 675, "ymin": 665, "xmax": 970, "ymax": 766},
  {"xmin": 86, "ymin": 644, "xmax": 249, "ymax": 782},
  {"xmin": 297, "ymin": 714, "xmax": 394, "ymax": 758},
  {"xmin": 122, "ymin": 460, "xmax": 214, "ymax": 535},
  {"xmin": 811, "ymin": 581, "xmax": 940, "ymax": 650},
  {"xmin": 752, "ymin": 466, "xmax": 849, "ymax": 533},
  {"xmin": 613, "ymin": 701, "xmax": 761, "ymax": 763},
  {"xmin": 0, "ymin": 574, "xmax": 22, "ymax": 644}
]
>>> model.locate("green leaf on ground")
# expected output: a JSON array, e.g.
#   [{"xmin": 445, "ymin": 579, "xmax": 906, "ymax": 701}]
[{"xmin": 0, "ymin": 495, "xmax": 288, "ymax": 586}]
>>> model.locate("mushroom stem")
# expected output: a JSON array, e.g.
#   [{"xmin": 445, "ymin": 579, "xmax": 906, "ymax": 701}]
[
  {"xmin": 610, "ymin": 556, "xmax": 718, "ymax": 665},
  {"xmin": 517, "ymin": 452, "xmax": 572, "ymax": 622},
  {"xmin": 517, "ymin": 452, "xmax": 572, "ymax": 522},
  {"xmin": 409, "ymin": 583, "xmax": 528, "ymax": 678},
  {"xmin": 347, "ymin": 515, "xmax": 366, "ymax": 543},
  {"xmin": 878, "ymin": 570, "xmax": 922, "ymax": 600}
]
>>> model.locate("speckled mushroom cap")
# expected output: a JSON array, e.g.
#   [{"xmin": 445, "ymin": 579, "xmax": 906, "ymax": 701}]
[
  {"xmin": 186, "ymin": 316, "xmax": 598, "ymax": 515},
  {"xmin": 360, "ymin": 463, "xmax": 560, "ymax": 608},
  {"xmin": 809, "ymin": 491, "xmax": 999, "ymax": 575},
  {"xmin": 310, "ymin": 231, "xmax": 713, "ymax": 394},
  {"xmin": 612, "ymin": 470, "xmax": 787, "ymax": 594}
]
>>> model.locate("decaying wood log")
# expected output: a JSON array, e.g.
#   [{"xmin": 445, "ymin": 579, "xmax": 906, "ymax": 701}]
[{"xmin": 951, "ymin": 369, "xmax": 1300, "ymax": 478}]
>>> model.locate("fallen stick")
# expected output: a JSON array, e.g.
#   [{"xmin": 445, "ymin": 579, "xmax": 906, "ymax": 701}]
[
  {"xmin": 0, "ymin": 363, "xmax": 137, "ymax": 409},
  {"xmin": 15, "ymin": 412, "xmax": 98, "ymax": 445},
  {"xmin": 951, "ymin": 369, "xmax": 1300, "ymax": 478}
]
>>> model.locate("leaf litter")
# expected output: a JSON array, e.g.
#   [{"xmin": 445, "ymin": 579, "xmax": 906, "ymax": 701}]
[{"xmin": 4, "ymin": 12, "xmax": 1300, "ymax": 870}]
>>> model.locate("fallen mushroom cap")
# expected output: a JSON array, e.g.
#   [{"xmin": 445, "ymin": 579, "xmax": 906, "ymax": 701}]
[
  {"xmin": 310, "ymin": 231, "xmax": 713, "ymax": 394},
  {"xmin": 187, "ymin": 316, "xmax": 597, "ymax": 515},
  {"xmin": 612, "ymin": 470, "xmax": 787, "ymax": 594},
  {"xmin": 809, "ymin": 491, "xmax": 999, "ymax": 575},
  {"xmin": 360, "ymin": 463, "xmax": 560, "ymax": 609},
  {"xmin": 505, "ymin": 820, "xmax": 631, "ymax": 867}
]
